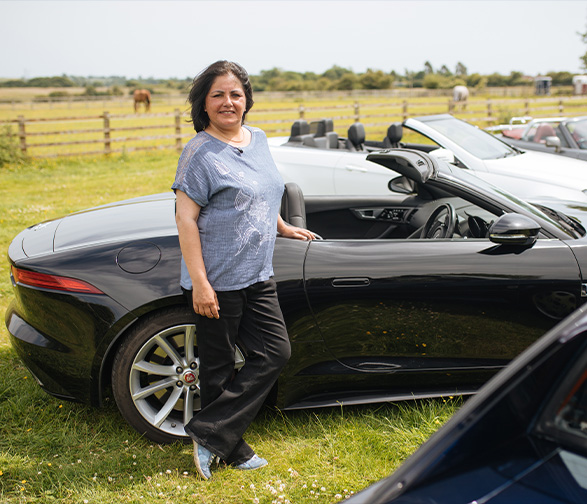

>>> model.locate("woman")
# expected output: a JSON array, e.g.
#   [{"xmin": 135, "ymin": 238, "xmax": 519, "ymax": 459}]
[{"xmin": 172, "ymin": 60, "xmax": 314, "ymax": 480}]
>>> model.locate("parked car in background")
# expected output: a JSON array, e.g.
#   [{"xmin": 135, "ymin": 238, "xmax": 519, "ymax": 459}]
[
  {"xmin": 268, "ymin": 115, "xmax": 587, "ymax": 203},
  {"xmin": 346, "ymin": 303, "xmax": 587, "ymax": 503},
  {"xmin": 494, "ymin": 116, "xmax": 587, "ymax": 161},
  {"xmin": 6, "ymin": 149, "xmax": 587, "ymax": 444}
]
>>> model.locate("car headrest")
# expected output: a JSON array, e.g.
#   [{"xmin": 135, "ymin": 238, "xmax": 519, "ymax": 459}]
[
  {"xmin": 348, "ymin": 122, "xmax": 366, "ymax": 146},
  {"xmin": 280, "ymin": 182, "xmax": 306, "ymax": 229},
  {"xmin": 291, "ymin": 119, "xmax": 310, "ymax": 137},
  {"xmin": 310, "ymin": 119, "xmax": 328, "ymax": 137},
  {"xmin": 387, "ymin": 123, "xmax": 403, "ymax": 144}
]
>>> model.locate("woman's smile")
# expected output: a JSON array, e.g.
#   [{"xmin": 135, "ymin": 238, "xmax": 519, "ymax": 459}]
[{"xmin": 205, "ymin": 74, "xmax": 246, "ymax": 134}]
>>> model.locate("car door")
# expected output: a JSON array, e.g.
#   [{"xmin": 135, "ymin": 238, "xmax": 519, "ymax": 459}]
[
  {"xmin": 333, "ymin": 151, "xmax": 399, "ymax": 196},
  {"xmin": 270, "ymin": 144, "xmax": 344, "ymax": 196},
  {"xmin": 303, "ymin": 237, "xmax": 582, "ymax": 377}
]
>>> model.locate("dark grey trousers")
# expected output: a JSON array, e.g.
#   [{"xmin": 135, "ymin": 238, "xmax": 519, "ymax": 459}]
[{"xmin": 183, "ymin": 279, "xmax": 290, "ymax": 465}]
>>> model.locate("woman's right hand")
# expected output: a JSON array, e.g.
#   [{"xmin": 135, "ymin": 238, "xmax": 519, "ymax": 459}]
[{"xmin": 193, "ymin": 281, "xmax": 220, "ymax": 319}]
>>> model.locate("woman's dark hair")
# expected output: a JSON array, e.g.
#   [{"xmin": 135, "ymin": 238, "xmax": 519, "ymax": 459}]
[{"xmin": 188, "ymin": 60, "xmax": 254, "ymax": 132}]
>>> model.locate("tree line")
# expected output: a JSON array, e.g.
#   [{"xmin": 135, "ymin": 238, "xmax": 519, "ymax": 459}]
[
  {"xmin": 249, "ymin": 64, "xmax": 575, "ymax": 91},
  {"xmin": 0, "ymin": 63, "xmax": 579, "ymax": 93}
]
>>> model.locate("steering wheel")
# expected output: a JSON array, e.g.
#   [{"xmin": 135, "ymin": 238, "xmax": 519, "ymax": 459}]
[{"xmin": 422, "ymin": 203, "xmax": 457, "ymax": 239}]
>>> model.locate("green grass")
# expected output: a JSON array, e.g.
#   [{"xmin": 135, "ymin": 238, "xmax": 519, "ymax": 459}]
[
  {"xmin": 0, "ymin": 152, "xmax": 460, "ymax": 503},
  {"xmin": 0, "ymin": 350, "xmax": 458, "ymax": 503}
]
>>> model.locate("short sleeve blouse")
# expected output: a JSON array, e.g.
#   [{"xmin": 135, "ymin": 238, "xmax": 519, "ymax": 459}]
[{"xmin": 172, "ymin": 126, "xmax": 284, "ymax": 291}]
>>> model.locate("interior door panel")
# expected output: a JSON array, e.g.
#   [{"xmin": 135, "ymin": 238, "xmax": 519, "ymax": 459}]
[{"xmin": 305, "ymin": 195, "xmax": 422, "ymax": 239}]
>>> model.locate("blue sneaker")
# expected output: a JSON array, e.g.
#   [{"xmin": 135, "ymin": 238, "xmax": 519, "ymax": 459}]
[
  {"xmin": 236, "ymin": 454, "xmax": 268, "ymax": 471},
  {"xmin": 193, "ymin": 442, "xmax": 214, "ymax": 480}
]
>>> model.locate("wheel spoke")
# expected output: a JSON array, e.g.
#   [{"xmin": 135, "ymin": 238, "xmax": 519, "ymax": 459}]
[
  {"xmin": 132, "ymin": 360, "xmax": 177, "ymax": 376},
  {"xmin": 183, "ymin": 388, "xmax": 195, "ymax": 426},
  {"xmin": 184, "ymin": 325, "xmax": 196, "ymax": 363},
  {"xmin": 235, "ymin": 351, "xmax": 245, "ymax": 369},
  {"xmin": 153, "ymin": 334, "xmax": 183, "ymax": 367},
  {"xmin": 132, "ymin": 377, "xmax": 176, "ymax": 401},
  {"xmin": 154, "ymin": 386, "xmax": 183, "ymax": 427}
]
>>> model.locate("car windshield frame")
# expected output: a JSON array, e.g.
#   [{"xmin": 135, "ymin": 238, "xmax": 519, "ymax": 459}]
[
  {"xmin": 417, "ymin": 116, "xmax": 519, "ymax": 160},
  {"xmin": 428, "ymin": 162, "xmax": 585, "ymax": 240}
]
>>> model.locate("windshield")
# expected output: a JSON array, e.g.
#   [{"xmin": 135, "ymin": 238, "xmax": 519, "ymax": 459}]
[
  {"xmin": 423, "ymin": 117, "xmax": 519, "ymax": 160},
  {"xmin": 435, "ymin": 165, "xmax": 586, "ymax": 239},
  {"xmin": 567, "ymin": 118, "xmax": 587, "ymax": 150}
]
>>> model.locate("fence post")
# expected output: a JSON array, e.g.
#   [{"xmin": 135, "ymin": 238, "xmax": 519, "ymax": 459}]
[
  {"xmin": 402, "ymin": 100, "xmax": 408, "ymax": 121},
  {"xmin": 487, "ymin": 99, "xmax": 493, "ymax": 122},
  {"xmin": 298, "ymin": 104, "xmax": 305, "ymax": 119},
  {"xmin": 103, "ymin": 112, "xmax": 111, "ymax": 155},
  {"xmin": 175, "ymin": 109, "xmax": 182, "ymax": 153},
  {"xmin": 17, "ymin": 115, "xmax": 27, "ymax": 155},
  {"xmin": 525, "ymin": 99, "xmax": 530, "ymax": 116},
  {"xmin": 559, "ymin": 99, "xmax": 564, "ymax": 115},
  {"xmin": 354, "ymin": 101, "xmax": 360, "ymax": 122},
  {"xmin": 448, "ymin": 99, "xmax": 454, "ymax": 113}
]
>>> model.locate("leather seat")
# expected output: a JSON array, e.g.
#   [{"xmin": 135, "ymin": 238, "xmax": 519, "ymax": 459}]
[
  {"xmin": 288, "ymin": 119, "xmax": 311, "ymax": 142},
  {"xmin": 346, "ymin": 122, "xmax": 366, "ymax": 151},
  {"xmin": 383, "ymin": 123, "xmax": 403, "ymax": 148},
  {"xmin": 322, "ymin": 118, "xmax": 339, "ymax": 148},
  {"xmin": 533, "ymin": 124, "xmax": 557, "ymax": 143},
  {"xmin": 305, "ymin": 119, "xmax": 329, "ymax": 148},
  {"xmin": 280, "ymin": 182, "xmax": 307, "ymax": 229}
]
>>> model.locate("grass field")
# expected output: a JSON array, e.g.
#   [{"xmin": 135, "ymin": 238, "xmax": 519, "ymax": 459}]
[{"xmin": 0, "ymin": 152, "xmax": 462, "ymax": 503}]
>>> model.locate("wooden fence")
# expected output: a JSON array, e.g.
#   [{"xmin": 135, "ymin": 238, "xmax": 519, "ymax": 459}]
[
  {"xmin": 10, "ymin": 110, "xmax": 191, "ymax": 157},
  {"xmin": 4, "ymin": 95, "xmax": 587, "ymax": 158}
]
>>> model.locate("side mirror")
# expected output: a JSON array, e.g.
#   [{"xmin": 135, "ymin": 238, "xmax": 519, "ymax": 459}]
[
  {"xmin": 388, "ymin": 176, "xmax": 416, "ymax": 194},
  {"xmin": 545, "ymin": 136, "xmax": 562, "ymax": 153},
  {"xmin": 428, "ymin": 148, "xmax": 456, "ymax": 164},
  {"xmin": 489, "ymin": 213, "xmax": 540, "ymax": 246}
]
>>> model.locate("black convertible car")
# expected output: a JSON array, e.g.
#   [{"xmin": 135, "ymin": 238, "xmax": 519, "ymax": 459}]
[{"xmin": 6, "ymin": 149, "xmax": 587, "ymax": 444}]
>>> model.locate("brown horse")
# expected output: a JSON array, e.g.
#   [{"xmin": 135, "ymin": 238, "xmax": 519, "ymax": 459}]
[{"xmin": 133, "ymin": 89, "xmax": 151, "ymax": 112}]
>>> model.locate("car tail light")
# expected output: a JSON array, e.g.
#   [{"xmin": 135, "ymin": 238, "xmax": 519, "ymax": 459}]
[{"xmin": 11, "ymin": 266, "xmax": 104, "ymax": 294}]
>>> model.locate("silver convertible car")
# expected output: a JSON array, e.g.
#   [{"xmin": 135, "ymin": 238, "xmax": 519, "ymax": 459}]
[
  {"xmin": 496, "ymin": 116, "xmax": 587, "ymax": 161},
  {"xmin": 268, "ymin": 115, "xmax": 587, "ymax": 203}
]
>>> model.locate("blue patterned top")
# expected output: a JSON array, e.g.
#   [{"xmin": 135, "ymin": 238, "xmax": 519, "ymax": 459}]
[{"xmin": 172, "ymin": 126, "xmax": 284, "ymax": 291}]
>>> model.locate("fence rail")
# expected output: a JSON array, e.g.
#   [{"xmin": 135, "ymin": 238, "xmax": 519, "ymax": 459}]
[{"xmin": 3, "ymin": 95, "xmax": 587, "ymax": 158}]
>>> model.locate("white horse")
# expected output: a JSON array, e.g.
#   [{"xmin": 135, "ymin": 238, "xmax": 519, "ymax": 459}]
[
  {"xmin": 452, "ymin": 85, "xmax": 469, "ymax": 111},
  {"xmin": 453, "ymin": 85, "xmax": 469, "ymax": 101}
]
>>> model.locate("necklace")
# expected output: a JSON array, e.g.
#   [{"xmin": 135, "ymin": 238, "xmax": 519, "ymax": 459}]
[{"xmin": 208, "ymin": 126, "xmax": 245, "ymax": 145}]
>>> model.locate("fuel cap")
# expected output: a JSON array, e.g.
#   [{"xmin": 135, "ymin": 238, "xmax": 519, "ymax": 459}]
[{"xmin": 117, "ymin": 242, "xmax": 161, "ymax": 274}]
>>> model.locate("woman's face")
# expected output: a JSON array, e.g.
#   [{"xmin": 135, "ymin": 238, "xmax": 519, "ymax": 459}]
[{"xmin": 204, "ymin": 73, "xmax": 247, "ymax": 132}]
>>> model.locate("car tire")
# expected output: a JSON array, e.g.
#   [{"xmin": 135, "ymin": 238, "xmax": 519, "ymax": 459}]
[{"xmin": 111, "ymin": 306, "xmax": 245, "ymax": 444}]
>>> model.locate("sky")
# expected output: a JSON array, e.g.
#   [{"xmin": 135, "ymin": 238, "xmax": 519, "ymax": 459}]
[{"xmin": 2, "ymin": 0, "xmax": 587, "ymax": 80}]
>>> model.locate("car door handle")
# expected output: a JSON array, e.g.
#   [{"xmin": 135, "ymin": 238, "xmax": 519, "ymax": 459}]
[
  {"xmin": 332, "ymin": 278, "xmax": 371, "ymax": 287},
  {"xmin": 345, "ymin": 164, "xmax": 368, "ymax": 173}
]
